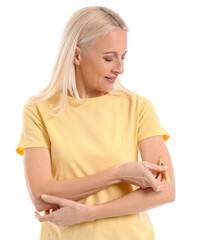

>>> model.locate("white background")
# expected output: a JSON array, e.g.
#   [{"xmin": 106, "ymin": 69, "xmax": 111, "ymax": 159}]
[{"xmin": 1, "ymin": 0, "xmax": 207, "ymax": 239}]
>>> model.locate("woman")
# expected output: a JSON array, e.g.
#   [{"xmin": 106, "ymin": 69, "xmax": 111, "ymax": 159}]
[{"xmin": 16, "ymin": 6, "xmax": 175, "ymax": 240}]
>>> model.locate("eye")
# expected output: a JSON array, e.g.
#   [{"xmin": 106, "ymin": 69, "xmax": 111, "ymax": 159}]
[
  {"xmin": 104, "ymin": 57, "xmax": 125, "ymax": 62},
  {"xmin": 104, "ymin": 58, "xmax": 113, "ymax": 62}
]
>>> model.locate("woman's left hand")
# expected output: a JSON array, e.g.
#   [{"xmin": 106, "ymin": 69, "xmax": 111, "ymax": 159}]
[{"xmin": 35, "ymin": 194, "xmax": 94, "ymax": 227}]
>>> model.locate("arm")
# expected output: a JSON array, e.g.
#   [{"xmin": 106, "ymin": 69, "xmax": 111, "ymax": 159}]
[
  {"xmin": 35, "ymin": 185, "xmax": 174, "ymax": 226},
  {"xmin": 90, "ymin": 183, "xmax": 174, "ymax": 221},
  {"xmin": 89, "ymin": 135, "xmax": 175, "ymax": 221},
  {"xmin": 23, "ymin": 147, "xmax": 120, "ymax": 212},
  {"xmin": 34, "ymin": 135, "xmax": 175, "ymax": 226}
]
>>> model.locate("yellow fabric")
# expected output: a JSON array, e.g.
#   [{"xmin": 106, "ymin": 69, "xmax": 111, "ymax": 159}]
[{"xmin": 16, "ymin": 89, "xmax": 170, "ymax": 240}]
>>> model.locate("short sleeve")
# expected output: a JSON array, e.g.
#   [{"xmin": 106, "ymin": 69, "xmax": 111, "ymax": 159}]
[
  {"xmin": 137, "ymin": 95, "xmax": 170, "ymax": 143},
  {"xmin": 16, "ymin": 103, "xmax": 51, "ymax": 156}
]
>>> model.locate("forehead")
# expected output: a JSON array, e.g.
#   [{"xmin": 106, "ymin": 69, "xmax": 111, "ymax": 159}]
[{"xmin": 91, "ymin": 29, "xmax": 127, "ymax": 54}]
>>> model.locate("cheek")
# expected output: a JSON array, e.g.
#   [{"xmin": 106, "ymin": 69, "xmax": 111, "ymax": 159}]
[
  {"xmin": 82, "ymin": 58, "xmax": 109, "ymax": 78},
  {"xmin": 90, "ymin": 63, "xmax": 108, "ymax": 77},
  {"xmin": 96, "ymin": 62, "xmax": 110, "ymax": 75}
]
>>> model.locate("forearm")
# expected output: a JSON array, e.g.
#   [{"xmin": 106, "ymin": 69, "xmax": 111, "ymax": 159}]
[
  {"xmin": 89, "ymin": 185, "xmax": 175, "ymax": 221},
  {"xmin": 35, "ymin": 165, "xmax": 120, "ymax": 212}
]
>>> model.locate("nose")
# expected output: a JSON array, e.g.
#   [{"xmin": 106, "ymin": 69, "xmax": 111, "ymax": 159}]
[{"xmin": 113, "ymin": 59, "xmax": 124, "ymax": 74}]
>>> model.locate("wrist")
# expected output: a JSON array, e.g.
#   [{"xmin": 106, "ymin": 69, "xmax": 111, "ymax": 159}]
[
  {"xmin": 114, "ymin": 164, "xmax": 124, "ymax": 183},
  {"xmin": 86, "ymin": 202, "xmax": 116, "ymax": 221},
  {"xmin": 111, "ymin": 164, "xmax": 122, "ymax": 183},
  {"xmin": 86, "ymin": 205, "xmax": 99, "ymax": 222}
]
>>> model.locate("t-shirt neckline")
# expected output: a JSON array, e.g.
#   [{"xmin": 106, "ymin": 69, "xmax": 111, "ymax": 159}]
[
  {"xmin": 57, "ymin": 91, "xmax": 110, "ymax": 103},
  {"xmin": 67, "ymin": 93, "xmax": 110, "ymax": 102}
]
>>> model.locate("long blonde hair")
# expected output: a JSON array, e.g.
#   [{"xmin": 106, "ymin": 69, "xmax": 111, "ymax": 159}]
[{"xmin": 26, "ymin": 6, "xmax": 134, "ymax": 117}]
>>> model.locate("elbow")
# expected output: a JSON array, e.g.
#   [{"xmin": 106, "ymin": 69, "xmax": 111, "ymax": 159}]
[
  {"xmin": 33, "ymin": 194, "xmax": 52, "ymax": 212},
  {"xmin": 169, "ymin": 189, "xmax": 176, "ymax": 202},
  {"xmin": 34, "ymin": 195, "xmax": 46, "ymax": 212},
  {"xmin": 29, "ymin": 181, "xmax": 56, "ymax": 212},
  {"xmin": 167, "ymin": 184, "xmax": 176, "ymax": 203},
  {"xmin": 35, "ymin": 204, "xmax": 47, "ymax": 213},
  {"xmin": 30, "ymin": 192, "xmax": 46, "ymax": 212},
  {"xmin": 33, "ymin": 191, "xmax": 56, "ymax": 212},
  {"xmin": 35, "ymin": 203, "xmax": 44, "ymax": 213},
  {"xmin": 33, "ymin": 191, "xmax": 59, "ymax": 212},
  {"xmin": 28, "ymin": 189, "xmax": 49, "ymax": 212}
]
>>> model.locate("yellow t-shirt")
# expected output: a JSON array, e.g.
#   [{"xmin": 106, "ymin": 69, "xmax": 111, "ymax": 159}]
[{"xmin": 16, "ymin": 89, "xmax": 170, "ymax": 240}]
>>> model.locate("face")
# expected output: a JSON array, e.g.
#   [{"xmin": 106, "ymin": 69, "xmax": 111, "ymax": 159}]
[{"xmin": 73, "ymin": 29, "xmax": 128, "ymax": 98}]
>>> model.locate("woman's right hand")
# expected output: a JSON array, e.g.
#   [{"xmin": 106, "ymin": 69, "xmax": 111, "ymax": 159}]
[{"xmin": 117, "ymin": 161, "xmax": 172, "ymax": 192}]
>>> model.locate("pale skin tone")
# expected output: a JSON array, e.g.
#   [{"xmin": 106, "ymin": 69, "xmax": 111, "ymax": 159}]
[
  {"xmin": 69, "ymin": 29, "xmax": 127, "ymax": 98},
  {"xmin": 29, "ymin": 29, "xmax": 175, "ymax": 226}
]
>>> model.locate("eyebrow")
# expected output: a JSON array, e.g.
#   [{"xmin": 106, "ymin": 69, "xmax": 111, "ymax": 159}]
[{"xmin": 103, "ymin": 50, "xmax": 128, "ymax": 55}]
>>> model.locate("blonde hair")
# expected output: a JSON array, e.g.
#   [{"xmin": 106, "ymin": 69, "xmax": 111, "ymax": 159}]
[{"xmin": 26, "ymin": 6, "xmax": 134, "ymax": 117}]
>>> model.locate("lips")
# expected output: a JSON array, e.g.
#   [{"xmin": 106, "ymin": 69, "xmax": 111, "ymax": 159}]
[
  {"xmin": 105, "ymin": 77, "xmax": 116, "ymax": 83},
  {"xmin": 105, "ymin": 76, "xmax": 117, "ymax": 79}
]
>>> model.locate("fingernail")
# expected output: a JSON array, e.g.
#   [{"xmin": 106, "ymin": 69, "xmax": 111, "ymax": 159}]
[
  {"xmin": 163, "ymin": 166, "xmax": 168, "ymax": 169},
  {"xmin": 42, "ymin": 194, "xmax": 47, "ymax": 199}
]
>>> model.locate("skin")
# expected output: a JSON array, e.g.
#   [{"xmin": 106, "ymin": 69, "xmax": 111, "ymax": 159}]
[
  {"xmin": 70, "ymin": 29, "xmax": 128, "ymax": 98},
  {"xmin": 34, "ymin": 29, "xmax": 175, "ymax": 226},
  {"xmin": 35, "ymin": 163, "xmax": 171, "ymax": 227},
  {"xmin": 36, "ymin": 30, "xmax": 129, "ymax": 223}
]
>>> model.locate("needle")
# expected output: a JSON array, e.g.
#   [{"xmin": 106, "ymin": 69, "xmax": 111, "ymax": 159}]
[{"xmin": 159, "ymin": 159, "xmax": 170, "ymax": 182}]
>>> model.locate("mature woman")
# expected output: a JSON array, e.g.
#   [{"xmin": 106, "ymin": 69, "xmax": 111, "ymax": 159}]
[{"xmin": 16, "ymin": 6, "xmax": 175, "ymax": 240}]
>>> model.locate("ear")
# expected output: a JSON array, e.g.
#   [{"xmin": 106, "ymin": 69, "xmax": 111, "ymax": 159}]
[{"xmin": 73, "ymin": 46, "xmax": 81, "ymax": 65}]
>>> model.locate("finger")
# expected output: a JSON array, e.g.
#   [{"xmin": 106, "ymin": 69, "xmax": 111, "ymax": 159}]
[
  {"xmin": 41, "ymin": 194, "xmax": 67, "ymax": 207},
  {"xmin": 152, "ymin": 171, "xmax": 160, "ymax": 180},
  {"xmin": 35, "ymin": 210, "xmax": 56, "ymax": 223},
  {"xmin": 162, "ymin": 176, "xmax": 167, "ymax": 183},
  {"xmin": 152, "ymin": 171, "xmax": 158, "ymax": 178},
  {"xmin": 157, "ymin": 172, "xmax": 163, "ymax": 182},
  {"xmin": 44, "ymin": 210, "xmax": 50, "ymax": 215},
  {"xmin": 143, "ymin": 161, "xmax": 168, "ymax": 173},
  {"xmin": 144, "ymin": 171, "xmax": 160, "ymax": 192},
  {"xmin": 52, "ymin": 208, "xmax": 59, "ymax": 213}
]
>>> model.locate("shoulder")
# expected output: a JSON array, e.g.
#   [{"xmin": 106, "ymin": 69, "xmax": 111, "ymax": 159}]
[
  {"xmin": 109, "ymin": 89, "xmax": 154, "ymax": 109},
  {"xmin": 134, "ymin": 94, "xmax": 154, "ymax": 110},
  {"xmin": 25, "ymin": 91, "xmax": 60, "ymax": 108},
  {"xmin": 110, "ymin": 88, "xmax": 139, "ymax": 101},
  {"xmin": 23, "ymin": 93, "xmax": 57, "ymax": 119},
  {"xmin": 134, "ymin": 93, "xmax": 151, "ymax": 103}
]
